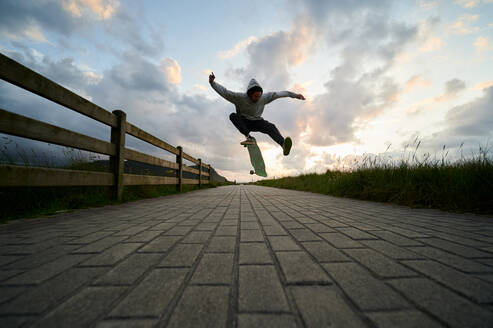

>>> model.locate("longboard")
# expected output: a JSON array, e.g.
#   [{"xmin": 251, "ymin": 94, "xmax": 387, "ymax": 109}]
[{"xmin": 245, "ymin": 140, "xmax": 267, "ymax": 177}]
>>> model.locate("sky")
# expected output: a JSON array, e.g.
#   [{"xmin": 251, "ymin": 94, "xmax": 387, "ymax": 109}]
[{"xmin": 0, "ymin": 0, "xmax": 492, "ymax": 182}]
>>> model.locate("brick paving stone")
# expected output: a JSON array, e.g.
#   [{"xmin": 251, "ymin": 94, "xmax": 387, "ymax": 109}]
[
  {"xmin": 94, "ymin": 253, "xmax": 162, "ymax": 285},
  {"xmin": 268, "ymin": 236, "xmax": 301, "ymax": 251},
  {"xmin": 389, "ymin": 278, "xmax": 493, "ymax": 328},
  {"xmin": 361, "ymin": 240, "xmax": 425, "ymax": 260},
  {"xmin": 164, "ymin": 226, "xmax": 193, "ymax": 236},
  {"xmin": 166, "ymin": 286, "xmax": 229, "ymax": 328},
  {"xmin": 276, "ymin": 251, "xmax": 330, "ymax": 284},
  {"xmin": 110, "ymin": 268, "xmax": 187, "ymax": 317},
  {"xmin": 290, "ymin": 286, "xmax": 367, "ymax": 328},
  {"xmin": 149, "ymin": 222, "xmax": 176, "ymax": 231},
  {"xmin": 138, "ymin": 236, "xmax": 181, "ymax": 253},
  {"xmin": 323, "ymin": 262, "xmax": 410, "ymax": 311},
  {"xmin": 72, "ymin": 236, "xmax": 127, "ymax": 253},
  {"xmin": 206, "ymin": 236, "xmax": 236, "ymax": 253},
  {"xmin": 344, "ymin": 248, "xmax": 416, "ymax": 278},
  {"xmin": 2, "ymin": 185, "xmax": 493, "ymax": 327},
  {"xmin": 95, "ymin": 319, "xmax": 158, "ymax": 328},
  {"xmin": 262, "ymin": 225, "xmax": 288, "ymax": 235},
  {"xmin": 407, "ymin": 246, "xmax": 493, "ymax": 273},
  {"xmin": 239, "ymin": 243, "xmax": 273, "ymax": 264},
  {"xmin": 367, "ymin": 311, "xmax": 445, "ymax": 328},
  {"xmin": 320, "ymin": 232, "xmax": 365, "ymax": 248},
  {"xmin": 416, "ymin": 238, "xmax": 492, "ymax": 258},
  {"xmin": 0, "ymin": 286, "xmax": 27, "ymax": 304},
  {"xmin": 402, "ymin": 260, "xmax": 493, "ymax": 303},
  {"xmin": 3, "ymin": 254, "xmax": 89, "ymax": 285},
  {"xmin": 215, "ymin": 226, "xmax": 237, "ymax": 236},
  {"xmin": 241, "ymin": 222, "xmax": 260, "ymax": 230},
  {"xmin": 159, "ymin": 244, "xmax": 203, "ymax": 267},
  {"xmin": 36, "ymin": 286, "xmax": 127, "ymax": 328},
  {"xmin": 0, "ymin": 267, "xmax": 106, "ymax": 314},
  {"xmin": 280, "ymin": 221, "xmax": 305, "ymax": 229},
  {"xmin": 238, "ymin": 265, "xmax": 290, "ymax": 312},
  {"xmin": 237, "ymin": 314, "xmax": 297, "ymax": 328},
  {"xmin": 336, "ymin": 227, "xmax": 378, "ymax": 240},
  {"xmin": 125, "ymin": 230, "xmax": 162, "ymax": 243},
  {"xmin": 304, "ymin": 223, "xmax": 334, "ymax": 233},
  {"xmin": 301, "ymin": 241, "xmax": 350, "ymax": 262},
  {"xmin": 289, "ymin": 229, "xmax": 322, "ymax": 242},
  {"xmin": 191, "ymin": 253, "xmax": 234, "ymax": 284},
  {"xmin": 81, "ymin": 243, "xmax": 142, "ymax": 266},
  {"xmin": 181, "ymin": 231, "xmax": 212, "ymax": 243},
  {"xmin": 240, "ymin": 229, "xmax": 264, "ymax": 242}
]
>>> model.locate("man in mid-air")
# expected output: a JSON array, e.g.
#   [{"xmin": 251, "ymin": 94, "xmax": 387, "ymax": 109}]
[{"xmin": 209, "ymin": 72, "xmax": 305, "ymax": 156}]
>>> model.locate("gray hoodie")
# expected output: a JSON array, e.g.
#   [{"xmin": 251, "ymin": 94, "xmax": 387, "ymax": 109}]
[{"xmin": 210, "ymin": 78, "xmax": 298, "ymax": 120}]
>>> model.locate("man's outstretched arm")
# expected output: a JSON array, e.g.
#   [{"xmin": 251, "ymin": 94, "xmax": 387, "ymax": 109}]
[
  {"xmin": 209, "ymin": 72, "xmax": 241, "ymax": 104},
  {"xmin": 263, "ymin": 90, "xmax": 305, "ymax": 104}
]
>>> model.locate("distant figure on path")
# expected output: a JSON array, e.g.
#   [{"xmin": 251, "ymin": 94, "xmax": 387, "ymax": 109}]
[{"xmin": 209, "ymin": 72, "xmax": 305, "ymax": 156}]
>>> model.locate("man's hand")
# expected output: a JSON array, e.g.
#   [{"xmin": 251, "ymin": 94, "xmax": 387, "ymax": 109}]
[
  {"xmin": 209, "ymin": 72, "xmax": 215, "ymax": 84},
  {"xmin": 296, "ymin": 94, "xmax": 305, "ymax": 100}
]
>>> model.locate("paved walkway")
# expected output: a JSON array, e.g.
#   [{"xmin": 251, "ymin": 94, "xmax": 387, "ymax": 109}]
[{"xmin": 1, "ymin": 185, "xmax": 493, "ymax": 327}]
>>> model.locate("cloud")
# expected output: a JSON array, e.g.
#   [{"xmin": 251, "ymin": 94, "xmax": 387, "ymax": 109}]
[
  {"xmin": 227, "ymin": 18, "xmax": 317, "ymax": 90},
  {"xmin": 218, "ymin": 36, "xmax": 258, "ymax": 59},
  {"xmin": 297, "ymin": 3, "xmax": 417, "ymax": 146},
  {"xmin": 454, "ymin": 0, "xmax": 480, "ymax": 8},
  {"xmin": 433, "ymin": 78, "xmax": 465, "ymax": 103},
  {"xmin": 472, "ymin": 81, "xmax": 493, "ymax": 90},
  {"xmin": 62, "ymin": 0, "xmax": 120, "ymax": 20},
  {"xmin": 405, "ymin": 75, "xmax": 431, "ymax": 92},
  {"xmin": 442, "ymin": 87, "xmax": 493, "ymax": 142},
  {"xmin": 419, "ymin": 36, "xmax": 443, "ymax": 52},
  {"xmin": 474, "ymin": 36, "xmax": 493, "ymax": 51},
  {"xmin": 160, "ymin": 58, "xmax": 182, "ymax": 85},
  {"xmin": 419, "ymin": 1, "xmax": 439, "ymax": 10},
  {"xmin": 449, "ymin": 14, "xmax": 480, "ymax": 35}
]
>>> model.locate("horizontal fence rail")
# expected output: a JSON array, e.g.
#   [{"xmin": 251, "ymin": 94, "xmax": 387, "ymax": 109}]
[{"xmin": 0, "ymin": 53, "xmax": 214, "ymax": 200}]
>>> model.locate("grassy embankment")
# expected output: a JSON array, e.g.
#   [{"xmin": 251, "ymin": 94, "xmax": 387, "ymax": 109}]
[
  {"xmin": 256, "ymin": 144, "xmax": 493, "ymax": 214},
  {"xmin": 1, "ymin": 141, "xmax": 231, "ymax": 223}
]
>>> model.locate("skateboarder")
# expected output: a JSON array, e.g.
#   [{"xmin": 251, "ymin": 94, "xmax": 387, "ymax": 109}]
[{"xmin": 209, "ymin": 72, "xmax": 305, "ymax": 156}]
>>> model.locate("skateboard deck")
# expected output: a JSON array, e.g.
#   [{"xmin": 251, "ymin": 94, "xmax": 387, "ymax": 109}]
[{"xmin": 245, "ymin": 140, "xmax": 267, "ymax": 177}]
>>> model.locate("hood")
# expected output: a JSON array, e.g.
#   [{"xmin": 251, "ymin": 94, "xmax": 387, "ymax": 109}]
[{"xmin": 247, "ymin": 78, "xmax": 262, "ymax": 93}]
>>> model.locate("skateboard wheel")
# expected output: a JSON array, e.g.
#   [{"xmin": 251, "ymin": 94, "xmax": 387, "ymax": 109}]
[{"xmin": 250, "ymin": 170, "xmax": 254, "ymax": 175}]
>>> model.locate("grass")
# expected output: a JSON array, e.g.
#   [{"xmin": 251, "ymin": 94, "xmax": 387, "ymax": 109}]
[
  {"xmin": 256, "ymin": 143, "xmax": 493, "ymax": 214},
  {"xmin": 0, "ymin": 136, "xmax": 232, "ymax": 223}
]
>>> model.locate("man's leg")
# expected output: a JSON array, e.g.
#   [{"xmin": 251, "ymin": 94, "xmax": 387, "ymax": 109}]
[
  {"xmin": 250, "ymin": 119, "xmax": 284, "ymax": 147},
  {"xmin": 229, "ymin": 113, "xmax": 250, "ymax": 137}
]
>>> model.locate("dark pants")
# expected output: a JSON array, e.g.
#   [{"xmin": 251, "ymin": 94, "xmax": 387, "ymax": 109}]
[{"xmin": 229, "ymin": 112, "xmax": 284, "ymax": 147}]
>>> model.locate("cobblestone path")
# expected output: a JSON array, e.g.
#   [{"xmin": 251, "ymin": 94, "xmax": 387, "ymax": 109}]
[{"xmin": 1, "ymin": 185, "xmax": 493, "ymax": 327}]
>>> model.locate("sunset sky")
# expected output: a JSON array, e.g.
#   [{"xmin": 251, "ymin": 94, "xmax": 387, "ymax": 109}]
[{"xmin": 1, "ymin": 0, "xmax": 492, "ymax": 182}]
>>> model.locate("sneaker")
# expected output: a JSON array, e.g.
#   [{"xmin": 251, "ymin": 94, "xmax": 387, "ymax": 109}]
[
  {"xmin": 283, "ymin": 137, "xmax": 292, "ymax": 156},
  {"xmin": 240, "ymin": 136, "xmax": 256, "ymax": 146}
]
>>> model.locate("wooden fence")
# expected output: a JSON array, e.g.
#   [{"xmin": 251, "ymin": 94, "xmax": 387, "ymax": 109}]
[{"xmin": 0, "ymin": 53, "xmax": 212, "ymax": 200}]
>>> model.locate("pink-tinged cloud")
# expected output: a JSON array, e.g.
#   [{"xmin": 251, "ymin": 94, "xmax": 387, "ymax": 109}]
[{"xmin": 62, "ymin": 0, "xmax": 119, "ymax": 20}]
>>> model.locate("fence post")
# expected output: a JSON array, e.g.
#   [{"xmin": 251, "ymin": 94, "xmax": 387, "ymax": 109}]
[
  {"xmin": 110, "ymin": 110, "xmax": 126, "ymax": 201},
  {"xmin": 208, "ymin": 164, "xmax": 212, "ymax": 185},
  {"xmin": 176, "ymin": 146, "xmax": 183, "ymax": 192},
  {"xmin": 198, "ymin": 158, "xmax": 202, "ymax": 188}
]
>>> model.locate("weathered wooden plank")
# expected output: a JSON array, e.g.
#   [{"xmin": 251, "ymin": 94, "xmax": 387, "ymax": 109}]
[
  {"xmin": 182, "ymin": 165, "xmax": 200, "ymax": 175},
  {"xmin": 125, "ymin": 122, "xmax": 179, "ymax": 155},
  {"xmin": 110, "ymin": 110, "xmax": 126, "ymax": 201},
  {"xmin": 182, "ymin": 152, "xmax": 200, "ymax": 165},
  {"xmin": 0, "ymin": 108, "xmax": 116, "ymax": 156},
  {"xmin": 125, "ymin": 148, "xmax": 179, "ymax": 170},
  {"xmin": 176, "ymin": 146, "xmax": 183, "ymax": 192},
  {"xmin": 182, "ymin": 178, "xmax": 199, "ymax": 185},
  {"xmin": 0, "ymin": 53, "xmax": 117, "ymax": 127},
  {"xmin": 123, "ymin": 174, "xmax": 178, "ymax": 186},
  {"xmin": 0, "ymin": 165, "xmax": 113, "ymax": 187}
]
